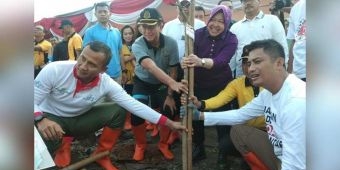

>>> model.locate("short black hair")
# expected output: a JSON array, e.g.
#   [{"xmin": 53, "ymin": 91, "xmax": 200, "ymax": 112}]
[
  {"xmin": 247, "ymin": 39, "xmax": 285, "ymax": 61},
  {"xmin": 95, "ymin": 2, "xmax": 110, "ymax": 11},
  {"xmin": 195, "ymin": 6, "xmax": 205, "ymax": 14},
  {"xmin": 86, "ymin": 41, "xmax": 112, "ymax": 66}
]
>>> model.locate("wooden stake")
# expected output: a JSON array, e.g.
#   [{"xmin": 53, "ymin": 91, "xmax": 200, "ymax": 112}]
[
  {"xmin": 179, "ymin": 0, "xmax": 195, "ymax": 169},
  {"xmin": 60, "ymin": 150, "xmax": 110, "ymax": 170}
]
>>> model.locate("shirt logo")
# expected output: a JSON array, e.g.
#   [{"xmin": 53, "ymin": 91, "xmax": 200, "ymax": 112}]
[
  {"xmin": 55, "ymin": 87, "xmax": 72, "ymax": 95},
  {"xmin": 83, "ymin": 95, "xmax": 96, "ymax": 102},
  {"xmin": 264, "ymin": 106, "xmax": 277, "ymax": 124},
  {"xmin": 296, "ymin": 19, "xmax": 306, "ymax": 41}
]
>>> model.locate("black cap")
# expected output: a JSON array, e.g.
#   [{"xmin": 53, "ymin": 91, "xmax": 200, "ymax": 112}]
[
  {"xmin": 180, "ymin": 0, "xmax": 191, "ymax": 8},
  {"xmin": 59, "ymin": 19, "xmax": 73, "ymax": 29},
  {"xmin": 240, "ymin": 44, "xmax": 251, "ymax": 62},
  {"xmin": 138, "ymin": 8, "xmax": 163, "ymax": 26}
]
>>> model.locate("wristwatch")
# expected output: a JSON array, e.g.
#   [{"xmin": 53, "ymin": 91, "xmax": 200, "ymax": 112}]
[
  {"xmin": 34, "ymin": 113, "xmax": 45, "ymax": 123},
  {"xmin": 201, "ymin": 58, "xmax": 206, "ymax": 67}
]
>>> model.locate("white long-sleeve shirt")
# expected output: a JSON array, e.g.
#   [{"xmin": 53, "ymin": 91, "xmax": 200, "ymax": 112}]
[
  {"xmin": 34, "ymin": 61, "xmax": 163, "ymax": 124},
  {"xmin": 204, "ymin": 74, "xmax": 306, "ymax": 170},
  {"xmin": 287, "ymin": 0, "xmax": 306, "ymax": 79}
]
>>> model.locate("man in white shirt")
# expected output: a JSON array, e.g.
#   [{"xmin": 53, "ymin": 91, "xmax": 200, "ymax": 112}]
[
  {"xmin": 183, "ymin": 39, "xmax": 305, "ymax": 170},
  {"xmin": 34, "ymin": 41, "xmax": 187, "ymax": 170},
  {"xmin": 194, "ymin": 6, "xmax": 206, "ymax": 23},
  {"xmin": 229, "ymin": 0, "xmax": 288, "ymax": 78},
  {"xmin": 286, "ymin": 0, "xmax": 306, "ymax": 81}
]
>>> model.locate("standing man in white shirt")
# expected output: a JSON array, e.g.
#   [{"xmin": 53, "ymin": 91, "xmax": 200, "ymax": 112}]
[
  {"xmin": 229, "ymin": 0, "xmax": 288, "ymax": 78},
  {"xmin": 286, "ymin": 0, "xmax": 306, "ymax": 81},
  {"xmin": 194, "ymin": 6, "xmax": 206, "ymax": 23}
]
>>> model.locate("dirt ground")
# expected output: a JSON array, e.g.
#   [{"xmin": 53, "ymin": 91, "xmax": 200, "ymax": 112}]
[{"xmin": 46, "ymin": 126, "xmax": 249, "ymax": 170}]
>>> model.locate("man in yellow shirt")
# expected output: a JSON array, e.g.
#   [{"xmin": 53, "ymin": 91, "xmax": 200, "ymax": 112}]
[
  {"xmin": 59, "ymin": 19, "xmax": 82, "ymax": 61},
  {"xmin": 34, "ymin": 25, "xmax": 52, "ymax": 78},
  {"xmin": 188, "ymin": 44, "xmax": 265, "ymax": 129}
]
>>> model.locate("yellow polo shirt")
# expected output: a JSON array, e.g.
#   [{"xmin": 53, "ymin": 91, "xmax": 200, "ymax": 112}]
[
  {"xmin": 34, "ymin": 40, "xmax": 52, "ymax": 67},
  {"xmin": 204, "ymin": 76, "xmax": 265, "ymax": 129},
  {"xmin": 67, "ymin": 32, "xmax": 82, "ymax": 60}
]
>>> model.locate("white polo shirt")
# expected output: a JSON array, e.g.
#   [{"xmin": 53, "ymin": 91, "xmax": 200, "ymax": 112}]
[{"xmin": 230, "ymin": 11, "xmax": 289, "ymax": 78}]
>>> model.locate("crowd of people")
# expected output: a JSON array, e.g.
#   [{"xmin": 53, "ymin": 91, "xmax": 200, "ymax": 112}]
[{"xmin": 34, "ymin": 0, "xmax": 306, "ymax": 169}]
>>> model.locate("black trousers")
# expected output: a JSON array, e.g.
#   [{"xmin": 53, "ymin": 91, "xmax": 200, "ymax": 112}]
[
  {"xmin": 34, "ymin": 67, "xmax": 42, "ymax": 78},
  {"xmin": 131, "ymin": 76, "xmax": 176, "ymax": 126},
  {"xmin": 194, "ymin": 86, "xmax": 239, "ymax": 157}
]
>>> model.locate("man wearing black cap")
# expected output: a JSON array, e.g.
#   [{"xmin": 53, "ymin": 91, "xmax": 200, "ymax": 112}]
[
  {"xmin": 130, "ymin": 8, "xmax": 187, "ymax": 161},
  {"xmin": 59, "ymin": 19, "xmax": 83, "ymax": 61}
]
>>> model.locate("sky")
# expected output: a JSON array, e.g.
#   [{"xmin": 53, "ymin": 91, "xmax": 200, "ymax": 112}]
[{"xmin": 34, "ymin": 0, "xmax": 108, "ymax": 22}]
